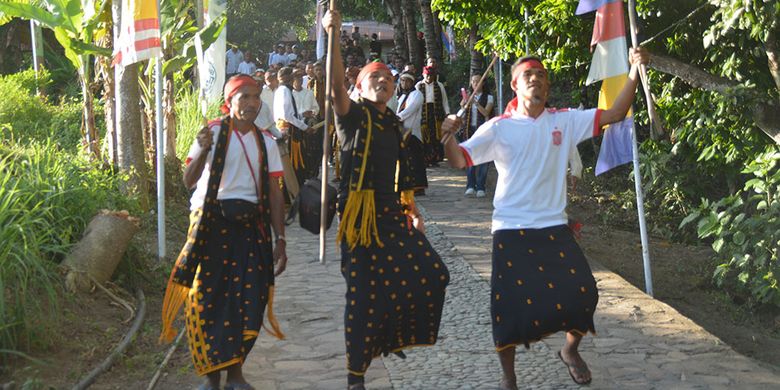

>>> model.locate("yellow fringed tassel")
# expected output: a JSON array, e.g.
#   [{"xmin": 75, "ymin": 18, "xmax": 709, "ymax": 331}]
[
  {"xmin": 337, "ymin": 190, "xmax": 383, "ymax": 249},
  {"xmin": 262, "ymin": 285, "xmax": 285, "ymax": 340},
  {"xmin": 290, "ymin": 139, "xmax": 305, "ymax": 169},
  {"xmin": 400, "ymin": 190, "xmax": 416, "ymax": 214},
  {"xmin": 160, "ymin": 271, "xmax": 189, "ymax": 343}
]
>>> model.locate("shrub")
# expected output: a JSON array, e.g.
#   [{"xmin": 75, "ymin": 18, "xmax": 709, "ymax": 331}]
[{"xmin": 0, "ymin": 139, "xmax": 140, "ymax": 357}]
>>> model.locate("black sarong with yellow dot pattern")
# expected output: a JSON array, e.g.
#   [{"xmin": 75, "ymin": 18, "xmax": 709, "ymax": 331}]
[
  {"xmin": 165, "ymin": 118, "xmax": 279, "ymax": 376},
  {"xmin": 491, "ymin": 226, "xmax": 598, "ymax": 351},
  {"xmin": 336, "ymin": 100, "xmax": 449, "ymax": 376}
]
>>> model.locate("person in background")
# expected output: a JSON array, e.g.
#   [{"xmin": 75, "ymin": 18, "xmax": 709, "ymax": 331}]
[
  {"xmin": 415, "ymin": 66, "xmax": 449, "ymax": 166},
  {"xmin": 237, "ymin": 51, "xmax": 258, "ymax": 76},
  {"xmin": 459, "ymin": 74, "xmax": 495, "ymax": 198},
  {"xmin": 226, "ymin": 46, "xmax": 243, "ymax": 77}
]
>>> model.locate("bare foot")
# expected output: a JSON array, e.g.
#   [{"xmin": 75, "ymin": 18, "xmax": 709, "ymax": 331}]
[
  {"xmin": 498, "ymin": 376, "xmax": 519, "ymax": 390},
  {"xmin": 557, "ymin": 349, "xmax": 592, "ymax": 385}
]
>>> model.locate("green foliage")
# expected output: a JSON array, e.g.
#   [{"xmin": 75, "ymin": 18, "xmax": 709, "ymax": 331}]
[
  {"xmin": 174, "ymin": 85, "xmax": 221, "ymax": 164},
  {"xmin": 0, "ymin": 69, "xmax": 84, "ymax": 149},
  {"xmin": 682, "ymin": 150, "xmax": 780, "ymax": 306},
  {"xmin": 0, "ymin": 70, "xmax": 139, "ymax": 360},
  {"xmin": 227, "ymin": 0, "xmax": 314, "ymax": 56}
]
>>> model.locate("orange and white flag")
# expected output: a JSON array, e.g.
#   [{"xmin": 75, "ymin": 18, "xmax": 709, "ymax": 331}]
[{"xmin": 113, "ymin": 0, "xmax": 162, "ymax": 66}]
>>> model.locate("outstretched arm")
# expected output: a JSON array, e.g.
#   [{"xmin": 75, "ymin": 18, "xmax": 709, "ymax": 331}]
[
  {"xmin": 598, "ymin": 47, "xmax": 650, "ymax": 127},
  {"xmin": 322, "ymin": 11, "xmax": 351, "ymax": 117}
]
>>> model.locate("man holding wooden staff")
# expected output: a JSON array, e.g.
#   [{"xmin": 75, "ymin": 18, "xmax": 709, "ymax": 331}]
[
  {"xmin": 441, "ymin": 49, "xmax": 649, "ymax": 388},
  {"xmin": 323, "ymin": 10, "xmax": 450, "ymax": 390}
]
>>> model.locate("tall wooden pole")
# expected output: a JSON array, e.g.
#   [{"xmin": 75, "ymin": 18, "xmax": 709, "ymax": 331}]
[{"xmin": 319, "ymin": 0, "xmax": 337, "ymax": 264}]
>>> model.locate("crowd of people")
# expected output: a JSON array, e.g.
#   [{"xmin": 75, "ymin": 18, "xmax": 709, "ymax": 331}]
[{"xmin": 162, "ymin": 9, "xmax": 651, "ymax": 390}]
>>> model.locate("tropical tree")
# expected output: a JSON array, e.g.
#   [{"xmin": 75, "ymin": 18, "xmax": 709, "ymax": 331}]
[{"xmin": 0, "ymin": 0, "xmax": 112, "ymax": 159}]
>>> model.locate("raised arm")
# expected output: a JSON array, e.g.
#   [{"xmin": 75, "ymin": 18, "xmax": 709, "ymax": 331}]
[
  {"xmin": 598, "ymin": 47, "xmax": 650, "ymax": 127},
  {"xmin": 322, "ymin": 11, "xmax": 351, "ymax": 116}
]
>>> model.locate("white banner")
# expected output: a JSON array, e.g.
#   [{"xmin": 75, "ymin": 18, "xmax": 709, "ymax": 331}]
[{"xmin": 198, "ymin": 0, "xmax": 226, "ymax": 105}]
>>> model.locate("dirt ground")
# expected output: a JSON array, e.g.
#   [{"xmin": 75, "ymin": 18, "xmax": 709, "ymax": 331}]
[
  {"xmin": 3, "ymin": 169, "xmax": 779, "ymax": 389},
  {"xmin": 569, "ymin": 186, "xmax": 780, "ymax": 369}
]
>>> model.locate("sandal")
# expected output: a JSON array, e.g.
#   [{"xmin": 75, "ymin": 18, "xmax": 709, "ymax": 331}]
[{"xmin": 557, "ymin": 350, "xmax": 592, "ymax": 385}]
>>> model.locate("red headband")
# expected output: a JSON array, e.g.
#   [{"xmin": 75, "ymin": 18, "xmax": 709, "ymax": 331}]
[
  {"xmin": 221, "ymin": 75, "xmax": 259, "ymax": 114},
  {"xmin": 516, "ymin": 59, "xmax": 545, "ymax": 73},
  {"xmin": 422, "ymin": 65, "xmax": 436, "ymax": 76},
  {"xmin": 355, "ymin": 62, "xmax": 392, "ymax": 90}
]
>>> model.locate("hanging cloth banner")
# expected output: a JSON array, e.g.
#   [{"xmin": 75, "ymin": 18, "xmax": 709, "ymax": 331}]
[
  {"xmin": 112, "ymin": 0, "xmax": 162, "ymax": 66},
  {"xmin": 198, "ymin": 0, "xmax": 227, "ymax": 104}
]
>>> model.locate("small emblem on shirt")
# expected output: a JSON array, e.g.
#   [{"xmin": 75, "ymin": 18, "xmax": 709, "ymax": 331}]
[{"xmin": 552, "ymin": 129, "xmax": 562, "ymax": 146}]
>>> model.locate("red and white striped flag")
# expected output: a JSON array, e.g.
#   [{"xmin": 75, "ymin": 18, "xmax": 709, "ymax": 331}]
[
  {"xmin": 581, "ymin": 0, "xmax": 635, "ymax": 175},
  {"xmin": 113, "ymin": 0, "xmax": 162, "ymax": 66}
]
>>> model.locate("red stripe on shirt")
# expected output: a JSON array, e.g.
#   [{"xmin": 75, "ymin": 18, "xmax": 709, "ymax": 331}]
[
  {"xmin": 184, "ymin": 157, "xmax": 193, "ymax": 165},
  {"xmin": 270, "ymin": 171, "xmax": 284, "ymax": 178},
  {"xmin": 459, "ymin": 146, "xmax": 474, "ymax": 168},
  {"xmin": 593, "ymin": 109, "xmax": 604, "ymax": 137}
]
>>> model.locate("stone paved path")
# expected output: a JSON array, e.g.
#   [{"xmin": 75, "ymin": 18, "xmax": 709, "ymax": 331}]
[{"xmin": 243, "ymin": 165, "xmax": 780, "ymax": 389}]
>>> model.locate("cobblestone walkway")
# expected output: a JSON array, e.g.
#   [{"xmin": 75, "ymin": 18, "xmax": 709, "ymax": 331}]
[{"xmin": 243, "ymin": 165, "xmax": 780, "ymax": 389}]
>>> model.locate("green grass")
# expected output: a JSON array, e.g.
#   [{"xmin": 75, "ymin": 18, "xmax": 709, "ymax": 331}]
[{"xmin": 175, "ymin": 87, "xmax": 222, "ymax": 164}]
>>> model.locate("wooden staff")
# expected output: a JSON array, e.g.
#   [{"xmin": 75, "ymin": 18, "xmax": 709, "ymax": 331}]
[
  {"xmin": 627, "ymin": 0, "xmax": 664, "ymax": 138},
  {"xmin": 456, "ymin": 54, "xmax": 499, "ymax": 119},
  {"xmin": 319, "ymin": 0, "xmax": 337, "ymax": 264},
  {"xmin": 439, "ymin": 54, "xmax": 499, "ymax": 146}
]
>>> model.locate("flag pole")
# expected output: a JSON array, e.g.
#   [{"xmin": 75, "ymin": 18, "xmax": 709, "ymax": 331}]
[
  {"xmin": 627, "ymin": 0, "xmax": 654, "ymax": 296},
  {"xmin": 155, "ymin": 0, "xmax": 166, "ymax": 262},
  {"xmin": 627, "ymin": 0, "xmax": 663, "ymax": 138},
  {"xmin": 319, "ymin": 0, "xmax": 337, "ymax": 264}
]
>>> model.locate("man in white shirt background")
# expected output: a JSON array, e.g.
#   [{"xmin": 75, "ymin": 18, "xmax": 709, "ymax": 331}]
[
  {"xmin": 237, "ymin": 51, "xmax": 257, "ymax": 75},
  {"xmin": 396, "ymin": 71, "xmax": 427, "ymax": 193},
  {"xmin": 225, "ymin": 46, "xmax": 243, "ymax": 77},
  {"xmin": 273, "ymin": 67, "xmax": 314, "ymax": 188}
]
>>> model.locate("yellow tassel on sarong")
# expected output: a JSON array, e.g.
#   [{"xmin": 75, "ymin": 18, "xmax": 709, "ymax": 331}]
[
  {"xmin": 160, "ymin": 271, "xmax": 189, "ymax": 343},
  {"xmin": 337, "ymin": 189, "xmax": 383, "ymax": 249},
  {"xmin": 290, "ymin": 139, "xmax": 305, "ymax": 170},
  {"xmin": 262, "ymin": 285, "xmax": 285, "ymax": 340}
]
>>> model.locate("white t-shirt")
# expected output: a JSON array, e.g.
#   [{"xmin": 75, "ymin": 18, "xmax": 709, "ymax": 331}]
[
  {"xmin": 186, "ymin": 121, "xmax": 284, "ymax": 211},
  {"xmin": 261, "ymin": 86, "xmax": 276, "ymax": 109},
  {"xmin": 292, "ymin": 88, "xmax": 320, "ymax": 117},
  {"xmin": 460, "ymin": 108, "xmax": 602, "ymax": 232},
  {"xmin": 415, "ymin": 80, "xmax": 450, "ymax": 115},
  {"xmin": 225, "ymin": 49, "xmax": 243, "ymax": 74},
  {"xmin": 237, "ymin": 61, "xmax": 257, "ymax": 75},
  {"xmin": 397, "ymin": 90, "xmax": 424, "ymax": 140}
]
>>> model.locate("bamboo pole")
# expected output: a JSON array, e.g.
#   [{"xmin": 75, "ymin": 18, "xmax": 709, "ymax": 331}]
[{"xmin": 319, "ymin": 0, "xmax": 338, "ymax": 264}]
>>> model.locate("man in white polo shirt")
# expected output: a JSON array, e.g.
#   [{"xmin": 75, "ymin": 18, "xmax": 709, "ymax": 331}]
[{"xmin": 441, "ymin": 49, "xmax": 649, "ymax": 389}]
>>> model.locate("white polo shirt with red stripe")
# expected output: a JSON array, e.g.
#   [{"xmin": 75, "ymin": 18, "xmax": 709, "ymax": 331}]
[
  {"xmin": 459, "ymin": 107, "xmax": 602, "ymax": 232},
  {"xmin": 186, "ymin": 121, "xmax": 284, "ymax": 211}
]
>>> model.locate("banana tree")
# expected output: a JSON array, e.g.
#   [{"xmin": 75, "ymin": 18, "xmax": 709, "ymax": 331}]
[{"xmin": 0, "ymin": 0, "xmax": 112, "ymax": 159}]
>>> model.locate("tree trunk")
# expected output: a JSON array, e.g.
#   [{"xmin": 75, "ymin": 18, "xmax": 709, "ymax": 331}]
[
  {"xmin": 469, "ymin": 27, "xmax": 484, "ymax": 76},
  {"xmin": 114, "ymin": 1, "xmax": 150, "ymax": 208},
  {"xmin": 97, "ymin": 32, "xmax": 117, "ymax": 165},
  {"xmin": 402, "ymin": 0, "xmax": 421, "ymax": 68},
  {"xmin": 164, "ymin": 73, "xmax": 177, "ymax": 162},
  {"xmin": 384, "ymin": 0, "xmax": 408, "ymax": 62},
  {"xmin": 648, "ymin": 52, "xmax": 780, "ymax": 145},
  {"xmin": 80, "ymin": 62, "xmax": 101, "ymax": 160},
  {"xmin": 765, "ymin": 20, "xmax": 780, "ymax": 94},
  {"xmin": 432, "ymin": 10, "xmax": 443, "ymax": 63},
  {"xmin": 418, "ymin": 0, "xmax": 437, "ymax": 61}
]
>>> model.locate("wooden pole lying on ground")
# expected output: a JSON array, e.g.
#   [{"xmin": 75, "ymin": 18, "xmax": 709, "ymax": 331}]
[{"xmin": 319, "ymin": 0, "xmax": 338, "ymax": 264}]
